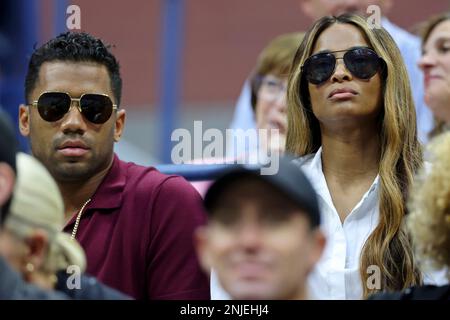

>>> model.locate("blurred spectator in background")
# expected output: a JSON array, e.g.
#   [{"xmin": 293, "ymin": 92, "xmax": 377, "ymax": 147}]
[
  {"xmin": 418, "ymin": 12, "xmax": 450, "ymax": 138},
  {"xmin": 287, "ymin": 14, "xmax": 423, "ymax": 299},
  {"xmin": 0, "ymin": 31, "xmax": 11, "ymax": 80},
  {"xmin": 230, "ymin": 0, "xmax": 433, "ymax": 144},
  {"xmin": 1, "ymin": 152, "xmax": 128, "ymax": 299},
  {"xmin": 405, "ymin": 131, "xmax": 450, "ymax": 298},
  {"xmin": 18, "ymin": 32, "xmax": 210, "ymax": 299},
  {"xmin": 371, "ymin": 132, "xmax": 450, "ymax": 300},
  {"xmin": 0, "ymin": 31, "xmax": 12, "ymax": 116},
  {"xmin": 227, "ymin": 32, "xmax": 304, "ymax": 158},
  {"xmin": 245, "ymin": 32, "xmax": 304, "ymax": 156},
  {"xmin": 193, "ymin": 32, "xmax": 303, "ymax": 197},
  {"xmin": 413, "ymin": 12, "xmax": 450, "ymax": 286},
  {"xmin": 195, "ymin": 157, "xmax": 325, "ymax": 299}
]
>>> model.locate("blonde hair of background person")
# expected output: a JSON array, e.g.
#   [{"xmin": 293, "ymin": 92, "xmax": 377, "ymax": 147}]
[
  {"xmin": 417, "ymin": 11, "xmax": 450, "ymax": 138},
  {"xmin": 286, "ymin": 14, "xmax": 422, "ymax": 297},
  {"xmin": 408, "ymin": 132, "xmax": 450, "ymax": 281},
  {"xmin": 192, "ymin": 33, "xmax": 305, "ymax": 199},
  {"xmin": 249, "ymin": 32, "xmax": 305, "ymax": 111},
  {"xmin": 248, "ymin": 32, "xmax": 304, "ymax": 154},
  {"xmin": 0, "ymin": 153, "xmax": 86, "ymax": 290}
]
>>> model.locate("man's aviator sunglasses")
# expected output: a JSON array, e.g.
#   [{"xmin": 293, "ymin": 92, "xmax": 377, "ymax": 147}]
[
  {"xmin": 29, "ymin": 92, "xmax": 118, "ymax": 124},
  {"xmin": 301, "ymin": 47, "xmax": 386, "ymax": 85}
]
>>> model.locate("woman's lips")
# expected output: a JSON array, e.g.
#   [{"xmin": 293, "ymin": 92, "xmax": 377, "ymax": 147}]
[
  {"xmin": 328, "ymin": 88, "xmax": 358, "ymax": 100},
  {"xmin": 424, "ymin": 74, "xmax": 443, "ymax": 88},
  {"xmin": 329, "ymin": 92, "xmax": 357, "ymax": 100}
]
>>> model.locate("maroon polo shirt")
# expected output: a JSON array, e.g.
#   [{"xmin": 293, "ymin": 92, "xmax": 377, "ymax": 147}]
[{"xmin": 63, "ymin": 154, "xmax": 210, "ymax": 300}]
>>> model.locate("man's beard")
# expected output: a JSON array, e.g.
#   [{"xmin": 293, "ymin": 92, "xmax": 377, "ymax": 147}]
[{"xmin": 48, "ymin": 155, "xmax": 104, "ymax": 183}]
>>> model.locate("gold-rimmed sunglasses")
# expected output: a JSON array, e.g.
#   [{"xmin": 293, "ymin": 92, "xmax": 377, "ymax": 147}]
[{"xmin": 30, "ymin": 91, "xmax": 118, "ymax": 124}]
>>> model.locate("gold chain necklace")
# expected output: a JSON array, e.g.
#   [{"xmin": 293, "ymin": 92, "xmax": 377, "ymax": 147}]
[{"xmin": 70, "ymin": 198, "xmax": 92, "ymax": 240}]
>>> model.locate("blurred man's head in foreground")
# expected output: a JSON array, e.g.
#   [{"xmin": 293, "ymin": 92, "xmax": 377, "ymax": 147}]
[{"xmin": 196, "ymin": 157, "xmax": 325, "ymax": 299}]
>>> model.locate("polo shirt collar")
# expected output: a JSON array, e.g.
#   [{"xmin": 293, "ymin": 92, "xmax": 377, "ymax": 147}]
[{"xmin": 87, "ymin": 153, "xmax": 125, "ymax": 210}]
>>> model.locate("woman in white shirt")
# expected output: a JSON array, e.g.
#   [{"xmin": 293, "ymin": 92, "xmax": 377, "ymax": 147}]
[{"xmin": 286, "ymin": 13, "xmax": 422, "ymax": 299}]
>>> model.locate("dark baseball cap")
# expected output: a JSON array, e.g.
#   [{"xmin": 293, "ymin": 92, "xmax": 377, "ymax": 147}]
[{"xmin": 204, "ymin": 155, "xmax": 321, "ymax": 228}]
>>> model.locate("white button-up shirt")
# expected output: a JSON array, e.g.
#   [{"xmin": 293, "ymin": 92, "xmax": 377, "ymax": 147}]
[
  {"xmin": 294, "ymin": 147, "xmax": 380, "ymax": 300},
  {"xmin": 210, "ymin": 147, "xmax": 447, "ymax": 300}
]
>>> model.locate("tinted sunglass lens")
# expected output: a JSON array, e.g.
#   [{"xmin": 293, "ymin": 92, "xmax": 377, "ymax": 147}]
[
  {"xmin": 80, "ymin": 94, "xmax": 114, "ymax": 124},
  {"xmin": 345, "ymin": 48, "xmax": 380, "ymax": 80},
  {"xmin": 37, "ymin": 92, "xmax": 71, "ymax": 122},
  {"xmin": 305, "ymin": 53, "xmax": 336, "ymax": 85}
]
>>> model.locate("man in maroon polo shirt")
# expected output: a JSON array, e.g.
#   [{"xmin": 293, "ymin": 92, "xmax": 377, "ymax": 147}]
[{"xmin": 17, "ymin": 32, "xmax": 210, "ymax": 299}]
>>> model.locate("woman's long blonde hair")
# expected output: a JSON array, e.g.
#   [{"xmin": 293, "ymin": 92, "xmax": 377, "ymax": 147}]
[
  {"xmin": 286, "ymin": 14, "xmax": 423, "ymax": 297},
  {"xmin": 408, "ymin": 132, "xmax": 450, "ymax": 280}
]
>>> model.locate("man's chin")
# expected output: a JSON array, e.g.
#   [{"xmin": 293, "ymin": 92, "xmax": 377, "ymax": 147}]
[
  {"xmin": 51, "ymin": 162, "xmax": 95, "ymax": 181},
  {"xmin": 227, "ymin": 281, "xmax": 276, "ymax": 300}
]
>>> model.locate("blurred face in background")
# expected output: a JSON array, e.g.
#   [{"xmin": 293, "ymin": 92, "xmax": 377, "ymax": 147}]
[
  {"xmin": 255, "ymin": 74, "xmax": 288, "ymax": 153},
  {"xmin": 195, "ymin": 177, "xmax": 324, "ymax": 300},
  {"xmin": 418, "ymin": 19, "xmax": 450, "ymax": 123},
  {"xmin": 300, "ymin": 0, "xmax": 391, "ymax": 21}
]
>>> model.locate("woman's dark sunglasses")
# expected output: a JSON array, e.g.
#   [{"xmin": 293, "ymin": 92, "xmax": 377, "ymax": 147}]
[
  {"xmin": 30, "ymin": 92, "xmax": 118, "ymax": 124},
  {"xmin": 301, "ymin": 47, "xmax": 386, "ymax": 85}
]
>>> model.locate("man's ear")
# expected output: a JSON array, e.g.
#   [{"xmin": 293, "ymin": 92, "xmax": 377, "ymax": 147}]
[
  {"xmin": 24, "ymin": 229, "xmax": 49, "ymax": 271},
  {"xmin": 194, "ymin": 226, "xmax": 214, "ymax": 273},
  {"xmin": 0, "ymin": 163, "xmax": 15, "ymax": 209},
  {"xmin": 308, "ymin": 229, "xmax": 326, "ymax": 273},
  {"xmin": 114, "ymin": 109, "xmax": 126, "ymax": 142},
  {"xmin": 18, "ymin": 104, "xmax": 30, "ymax": 137}
]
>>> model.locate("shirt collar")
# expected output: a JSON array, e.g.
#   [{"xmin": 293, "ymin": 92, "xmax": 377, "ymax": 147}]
[
  {"xmin": 306, "ymin": 147, "xmax": 330, "ymax": 194},
  {"xmin": 87, "ymin": 153, "xmax": 125, "ymax": 211},
  {"xmin": 309, "ymin": 146, "xmax": 379, "ymax": 184},
  {"xmin": 303, "ymin": 147, "xmax": 380, "ymax": 214}
]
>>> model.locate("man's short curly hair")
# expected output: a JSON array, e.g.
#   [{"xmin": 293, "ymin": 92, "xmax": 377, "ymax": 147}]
[
  {"xmin": 408, "ymin": 131, "xmax": 450, "ymax": 279},
  {"xmin": 25, "ymin": 32, "xmax": 122, "ymax": 106}
]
